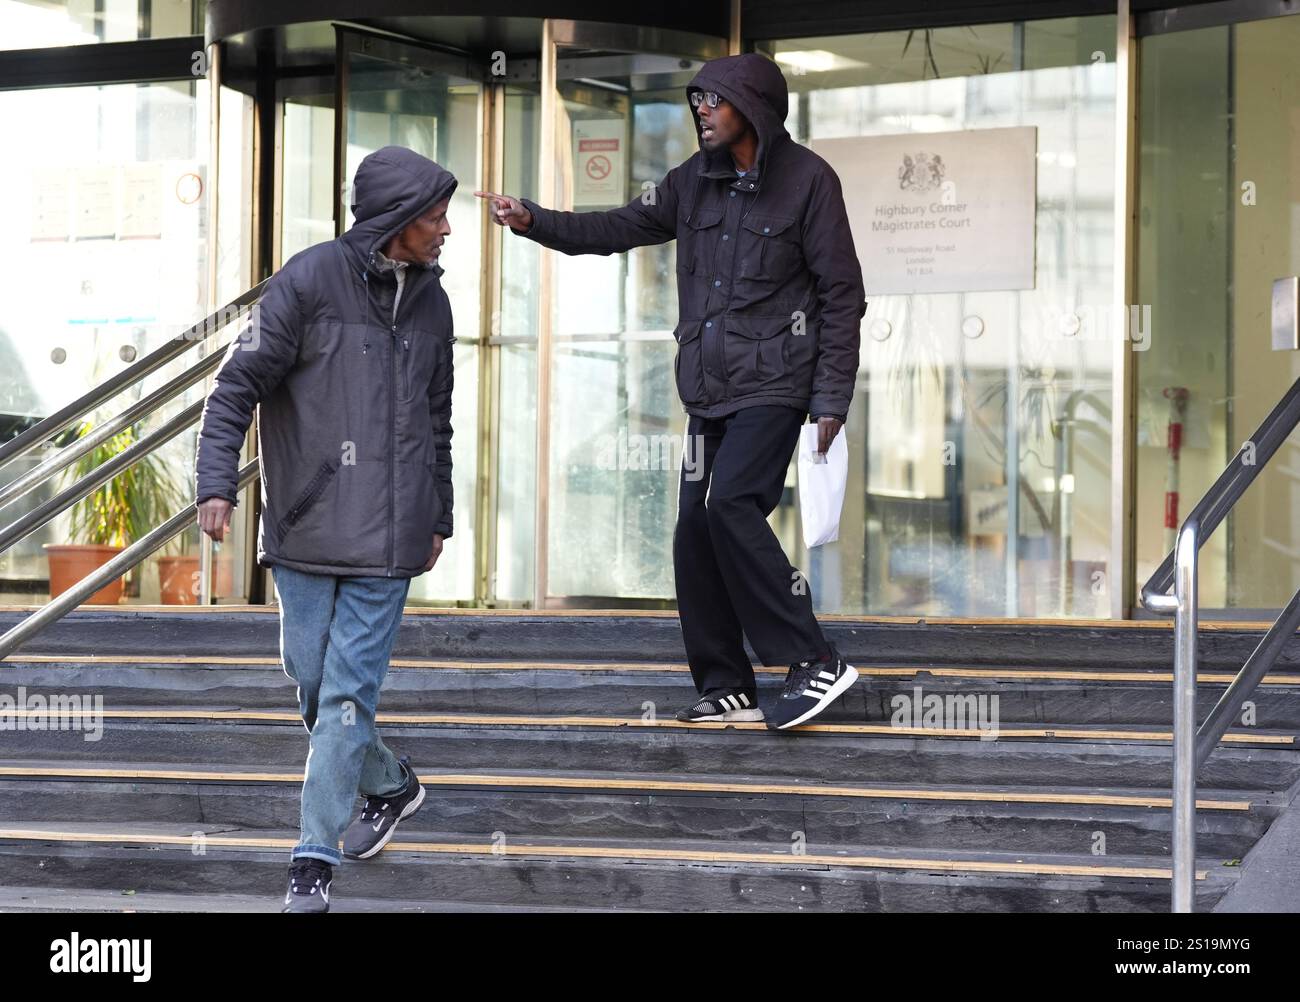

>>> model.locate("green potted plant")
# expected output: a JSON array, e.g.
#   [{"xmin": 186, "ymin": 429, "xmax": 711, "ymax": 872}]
[{"xmin": 45, "ymin": 420, "xmax": 184, "ymax": 604}]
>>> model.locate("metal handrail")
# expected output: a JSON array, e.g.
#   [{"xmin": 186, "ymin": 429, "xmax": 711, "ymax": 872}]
[
  {"xmin": 0, "ymin": 349, "xmax": 225, "ymax": 511},
  {"xmin": 0, "ymin": 282, "xmax": 268, "ymax": 657},
  {"xmin": 0, "ymin": 280, "xmax": 266, "ymax": 472},
  {"xmin": 1140, "ymin": 375, "xmax": 1300, "ymax": 912},
  {"xmin": 0, "ymin": 460, "xmax": 261, "ymax": 660},
  {"xmin": 0, "ymin": 400, "xmax": 204, "ymax": 553}
]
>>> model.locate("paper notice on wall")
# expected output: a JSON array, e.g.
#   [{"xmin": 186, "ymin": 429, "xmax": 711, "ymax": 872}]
[
  {"xmin": 812, "ymin": 126, "xmax": 1037, "ymax": 295},
  {"xmin": 573, "ymin": 119, "xmax": 624, "ymax": 207},
  {"xmin": 74, "ymin": 167, "xmax": 117, "ymax": 240},
  {"xmin": 120, "ymin": 163, "xmax": 164, "ymax": 239},
  {"xmin": 30, "ymin": 169, "xmax": 71, "ymax": 241}
]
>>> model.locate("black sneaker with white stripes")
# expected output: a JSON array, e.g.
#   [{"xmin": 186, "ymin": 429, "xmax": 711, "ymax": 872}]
[
  {"xmin": 766, "ymin": 645, "xmax": 858, "ymax": 730},
  {"xmin": 675, "ymin": 688, "xmax": 764, "ymax": 722},
  {"xmin": 342, "ymin": 755, "xmax": 425, "ymax": 860},
  {"xmin": 282, "ymin": 858, "xmax": 333, "ymax": 913}
]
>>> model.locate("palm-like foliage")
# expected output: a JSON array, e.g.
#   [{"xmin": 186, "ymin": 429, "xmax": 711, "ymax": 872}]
[{"xmin": 64, "ymin": 421, "xmax": 186, "ymax": 549}]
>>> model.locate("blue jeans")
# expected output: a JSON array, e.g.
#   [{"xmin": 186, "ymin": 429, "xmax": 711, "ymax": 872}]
[{"xmin": 272, "ymin": 564, "xmax": 411, "ymax": 865}]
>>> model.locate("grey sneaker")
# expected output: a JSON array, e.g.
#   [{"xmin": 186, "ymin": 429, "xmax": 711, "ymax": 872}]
[
  {"xmin": 342, "ymin": 756, "xmax": 425, "ymax": 860},
  {"xmin": 282, "ymin": 858, "xmax": 332, "ymax": 913}
]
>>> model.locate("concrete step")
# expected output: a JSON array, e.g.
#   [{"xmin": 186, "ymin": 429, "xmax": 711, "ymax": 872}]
[
  {"xmin": 4, "ymin": 709, "xmax": 1297, "ymax": 792},
  {"xmin": 0, "ymin": 883, "xmax": 637, "ymax": 913},
  {"xmin": 5, "ymin": 657, "xmax": 1300, "ymax": 728},
  {"xmin": 0, "ymin": 822, "xmax": 1236, "ymax": 912},
  {"xmin": 3, "ymin": 606, "xmax": 1296, "ymax": 673},
  {"xmin": 0, "ymin": 762, "xmax": 1274, "ymax": 859}
]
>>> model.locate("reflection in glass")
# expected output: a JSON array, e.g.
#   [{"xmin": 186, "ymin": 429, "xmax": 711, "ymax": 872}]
[
  {"xmin": 1135, "ymin": 16, "xmax": 1300, "ymax": 614},
  {"xmin": 543, "ymin": 54, "xmax": 703, "ymax": 605},
  {"xmin": 340, "ymin": 39, "xmax": 483, "ymax": 604},
  {"xmin": 765, "ymin": 17, "xmax": 1117, "ymax": 618},
  {"xmin": 0, "ymin": 79, "xmax": 214, "ymax": 603}
]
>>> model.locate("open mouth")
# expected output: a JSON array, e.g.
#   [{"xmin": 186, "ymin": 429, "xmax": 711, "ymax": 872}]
[{"xmin": 701, "ymin": 126, "xmax": 715, "ymax": 140}]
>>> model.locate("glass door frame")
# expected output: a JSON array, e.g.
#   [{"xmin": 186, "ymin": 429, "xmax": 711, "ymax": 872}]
[
  {"xmin": 329, "ymin": 23, "xmax": 493, "ymax": 606},
  {"xmin": 332, "ymin": 26, "xmax": 487, "ymax": 238},
  {"xmin": 532, "ymin": 19, "xmax": 728, "ymax": 608}
]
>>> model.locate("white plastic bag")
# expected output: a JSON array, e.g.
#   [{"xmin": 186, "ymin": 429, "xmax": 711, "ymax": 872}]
[{"xmin": 797, "ymin": 423, "xmax": 848, "ymax": 548}]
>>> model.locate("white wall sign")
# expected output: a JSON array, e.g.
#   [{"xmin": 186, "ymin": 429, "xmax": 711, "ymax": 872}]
[
  {"xmin": 812, "ymin": 126, "xmax": 1037, "ymax": 295},
  {"xmin": 30, "ymin": 169, "xmax": 70, "ymax": 242},
  {"xmin": 73, "ymin": 167, "xmax": 117, "ymax": 241}
]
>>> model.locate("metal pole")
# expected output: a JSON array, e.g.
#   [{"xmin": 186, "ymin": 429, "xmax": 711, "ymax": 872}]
[
  {"xmin": 1171, "ymin": 516, "xmax": 1199, "ymax": 912},
  {"xmin": 533, "ymin": 18, "xmax": 558, "ymax": 610},
  {"xmin": 200, "ymin": 38, "xmax": 223, "ymax": 607},
  {"xmin": 1111, "ymin": 0, "xmax": 1139, "ymax": 619}
]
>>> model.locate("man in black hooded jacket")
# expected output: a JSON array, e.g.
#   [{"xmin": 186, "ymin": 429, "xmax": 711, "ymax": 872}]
[
  {"xmin": 195, "ymin": 146, "xmax": 457, "ymax": 912},
  {"xmin": 478, "ymin": 53, "xmax": 866, "ymax": 730}
]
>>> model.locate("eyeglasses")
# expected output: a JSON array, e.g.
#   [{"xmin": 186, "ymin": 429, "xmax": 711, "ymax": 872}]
[{"xmin": 689, "ymin": 91, "xmax": 721, "ymax": 109}]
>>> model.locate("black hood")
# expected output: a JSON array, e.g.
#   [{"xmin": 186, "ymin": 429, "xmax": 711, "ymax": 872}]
[
  {"xmin": 340, "ymin": 145, "xmax": 458, "ymax": 275},
  {"xmin": 686, "ymin": 52, "xmax": 790, "ymax": 193}
]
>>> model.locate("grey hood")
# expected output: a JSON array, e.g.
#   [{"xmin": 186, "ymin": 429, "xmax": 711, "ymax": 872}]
[{"xmin": 340, "ymin": 145, "xmax": 459, "ymax": 276}]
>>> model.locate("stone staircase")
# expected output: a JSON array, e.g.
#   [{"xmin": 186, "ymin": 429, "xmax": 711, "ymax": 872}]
[{"xmin": 0, "ymin": 608, "xmax": 1297, "ymax": 912}]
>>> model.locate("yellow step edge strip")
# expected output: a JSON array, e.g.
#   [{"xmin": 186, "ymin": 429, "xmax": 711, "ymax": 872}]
[
  {"xmin": 7, "ymin": 655, "xmax": 1300, "ymax": 687},
  {"xmin": 0, "ymin": 764, "xmax": 1252, "ymax": 811},
  {"xmin": 0, "ymin": 828, "xmax": 1209, "ymax": 881},
  {"xmin": 9, "ymin": 708, "xmax": 1294, "ymax": 745},
  {"xmin": 0, "ymin": 604, "xmax": 1281, "ymax": 629}
]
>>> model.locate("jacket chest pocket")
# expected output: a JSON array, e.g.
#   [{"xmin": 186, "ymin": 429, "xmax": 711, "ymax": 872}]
[
  {"xmin": 676, "ymin": 207, "xmax": 723, "ymax": 277},
  {"xmin": 737, "ymin": 213, "xmax": 800, "ymax": 281},
  {"xmin": 399, "ymin": 330, "xmax": 444, "ymax": 403}
]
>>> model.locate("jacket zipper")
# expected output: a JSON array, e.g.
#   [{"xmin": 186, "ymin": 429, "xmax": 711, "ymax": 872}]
[
  {"xmin": 362, "ymin": 261, "xmax": 396, "ymax": 576},
  {"xmin": 388, "ymin": 318, "xmax": 396, "ymax": 577},
  {"xmin": 367, "ymin": 256, "xmax": 439, "ymax": 577}
]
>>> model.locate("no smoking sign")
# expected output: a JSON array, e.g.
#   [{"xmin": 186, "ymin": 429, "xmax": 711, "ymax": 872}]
[{"xmin": 574, "ymin": 120, "xmax": 624, "ymax": 205}]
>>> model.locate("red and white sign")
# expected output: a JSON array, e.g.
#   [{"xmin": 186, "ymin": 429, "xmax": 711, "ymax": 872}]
[{"xmin": 573, "ymin": 120, "xmax": 624, "ymax": 206}]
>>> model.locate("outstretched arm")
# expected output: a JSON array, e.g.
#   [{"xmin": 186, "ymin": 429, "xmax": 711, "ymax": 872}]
[{"xmin": 476, "ymin": 167, "xmax": 682, "ymax": 257}]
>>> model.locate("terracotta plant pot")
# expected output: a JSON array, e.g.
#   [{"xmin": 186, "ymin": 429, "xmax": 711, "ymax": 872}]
[
  {"xmin": 158, "ymin": 554, "xmax": 237, "ymax": 604},
  {"xmin": 44, "ymin": 543, "xmax": 125, "ymax": 605}
]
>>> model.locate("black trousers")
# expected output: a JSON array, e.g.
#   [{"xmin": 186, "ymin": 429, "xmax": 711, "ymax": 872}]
[{"xmin": 673, "ymin": 405, "xmax": 830, "ymax": 695}]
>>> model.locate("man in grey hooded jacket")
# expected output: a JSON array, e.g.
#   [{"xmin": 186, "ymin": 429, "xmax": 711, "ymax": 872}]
[
  {"xmin": 479, "ymin": 53, "xmax": 866, "ymax": 732},
  {"xmin": 195, "ymin": 146, "xmax": 457, "ymax": 912}
]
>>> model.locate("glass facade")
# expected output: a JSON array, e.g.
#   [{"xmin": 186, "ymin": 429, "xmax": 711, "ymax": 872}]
[
  {"xmin": 0, "ymin": 78, "xmax": 217, "ymax": 601},
  {"xmin": 764, "ymin": 17, "xmax": 1118, "ymax": 618},
  {"xmin": 1, "ymin": 5, "xmax": 1297, "ymax": 617},
  {"xmin": 1135, "ymin": 14, "xmax": 1300, "ymax": 614},
  {"xmin": 337, "ymin": 34, "xmax": 485, "ymax": 604},
  {"xmin": 0, "ymin": 0, "xmax": 201, "ymax": 50},
  {"xmin": 543, "ymin": 55, "xmax": 702, "ymax": 603}
]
